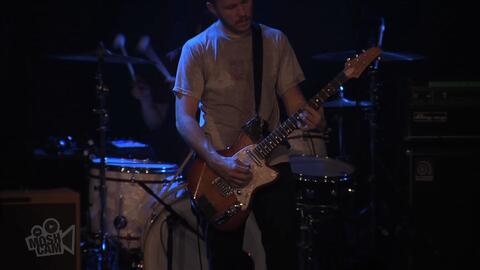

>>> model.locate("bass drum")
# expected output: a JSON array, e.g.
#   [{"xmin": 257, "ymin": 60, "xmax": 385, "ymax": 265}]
[
  {"xmin": 88, "ymin": 157, "xmax": 178, "ymax": 249},
  {"xmin": 142, "ymin": 181, "xmax": 266, "ymax": 270}
]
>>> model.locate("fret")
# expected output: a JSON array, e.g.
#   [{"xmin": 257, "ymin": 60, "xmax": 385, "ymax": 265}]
[
  {"xmin": 318, "ymin": 90, "xmax": 330, "ymax": 100},
  {"xmin": 286, "ymin": 118, "xmax": 297, "ymax": 130},
  {"xmin": 278, "ymin": 127, "xmax": 289, "ymax": 138},
  {"xmin": 246, "ymin": 150, "xmax": 261, "ymax": 165},
  {"xmin": 255, "ymin": 144, "xmax": 264, "ymax": 156},
  {"xmin": 311, "ymin": 95, "xmax": 324, "ymax": 107},
  {"xmin": 259, "ymin": 143, "xmax": 268, "ymax": 154},
  {"xmin": 272, "ymin": 131, "xmax": 283, "ymax": 143},
  {"xmin": 253, "ymin": 148, "xmax": 263, "ymax": 159}
]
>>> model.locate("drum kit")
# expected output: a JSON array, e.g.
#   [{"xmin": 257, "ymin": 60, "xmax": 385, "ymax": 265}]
[{"xmin": 49, "ymin": 24, "xmax": 425, "ymax": 269}]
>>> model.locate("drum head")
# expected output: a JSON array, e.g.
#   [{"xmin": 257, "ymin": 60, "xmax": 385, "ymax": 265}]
[
  {"xmin": 90, "ymin": 157, "xmax": 178, "ymax": 174},
  {"xmin": 287, "ymin": 129, "xmax": 328, "ymax": 157},
  {"xmin": 289, "ymin": 155, "xmax": 354, "ymax": 177}
]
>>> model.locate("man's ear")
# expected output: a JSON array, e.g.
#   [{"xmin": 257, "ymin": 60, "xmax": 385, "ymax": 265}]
[{"xmin": 206, "ymin": 2, "xmax": 217, "ymax": 17}]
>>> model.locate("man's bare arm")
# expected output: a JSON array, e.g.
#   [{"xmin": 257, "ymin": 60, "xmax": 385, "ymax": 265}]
[
  {"xmin": 175, "ymin": 93, "xmax": 252, "ymax": 186},
  {"xmin": 281, "ymin": 86, "xmax": 326, "ymax": 131}
]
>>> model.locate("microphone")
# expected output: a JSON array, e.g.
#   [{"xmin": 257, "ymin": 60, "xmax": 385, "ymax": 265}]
[
  {"xmin": 113, "ymin": 33, "xmax": 137, "ymax": 81},
  {"xmin": 137, "ymin": 35, "xmax": 175, "ymax": 84}
]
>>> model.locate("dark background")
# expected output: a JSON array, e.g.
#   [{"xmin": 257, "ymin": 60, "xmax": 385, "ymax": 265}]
[
  {"xmin": 3, "ymin": 0, "xmax": 479, "ymax": 167},
  {"xmin": 2, "ymin": 0, "xmax": 479, "ymax": 269}
]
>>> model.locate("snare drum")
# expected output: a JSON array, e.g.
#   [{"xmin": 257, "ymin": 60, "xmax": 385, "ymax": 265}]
[
  {"xmin": 88, "ymin": 157, "xmax": 178, "ymax": 249},
  {"xmin": 142, "ymin": 182, "xmax": 266, "ymax": 270},
  {"xmin": 287, "ymin": 129, "xmax": 328, "ymax": 157},
  {"xmin": 290, "ymin": 155, "xmax": 355, "ymax": 208}
]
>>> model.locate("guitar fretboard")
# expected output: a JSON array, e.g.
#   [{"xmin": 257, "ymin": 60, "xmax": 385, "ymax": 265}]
[{"xmin": 251, "ymin": 72, "xmax": 348, "ymax": 160}]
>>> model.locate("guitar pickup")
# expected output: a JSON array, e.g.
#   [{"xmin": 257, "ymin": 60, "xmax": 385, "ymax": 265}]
[{"xmin": 212, "ymin": 177, "xmax": 234, "ymax": 197}]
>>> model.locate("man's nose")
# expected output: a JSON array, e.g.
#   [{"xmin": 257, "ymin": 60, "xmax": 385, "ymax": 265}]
[{"xmin": 237, "ymin": 5, "xmax": 247, "ymax": 17}]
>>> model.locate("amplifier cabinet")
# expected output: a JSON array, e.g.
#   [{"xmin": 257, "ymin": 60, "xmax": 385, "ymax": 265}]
[{"xmin": 0, "ymin": 188, "xmax": 81, "ymax": 270}]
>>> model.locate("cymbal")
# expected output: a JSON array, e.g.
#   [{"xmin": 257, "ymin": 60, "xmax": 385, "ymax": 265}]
[
  {"xmin": 50, "ymin": 50, "xmax": 151, "ymax": 64},
  {"xmin": 323, "ymin": 97, "xmax": 372, "ymax": 108},
  {"xmin": 313, "ymin": 50, "xmax": 425, "ymax": 62}
]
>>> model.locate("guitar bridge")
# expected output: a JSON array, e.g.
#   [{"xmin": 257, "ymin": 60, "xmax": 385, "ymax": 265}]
[{"xmin": 212, "ymin": 177, "xmax": 234, "ymax": 197}]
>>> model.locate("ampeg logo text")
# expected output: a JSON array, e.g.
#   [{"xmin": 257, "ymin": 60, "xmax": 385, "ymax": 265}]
[{"xmin": 25, "ymin": 218, "xmax": 75, "ymax": 257}]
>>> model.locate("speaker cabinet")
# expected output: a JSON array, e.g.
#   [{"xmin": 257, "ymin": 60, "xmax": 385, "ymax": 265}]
[
  {"xmin": 405, "ymin": 144, "xmax": 479, "ymax": 269},
  {"xmin": 0, "ymin": 189, "xmax": 80, "ymax": 270}
]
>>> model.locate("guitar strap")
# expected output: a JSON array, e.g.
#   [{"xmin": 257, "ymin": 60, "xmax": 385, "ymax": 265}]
[
  {"xmin": 251, "ymin": 22, "xmax": 263, "ymax": 115},
  {"xmin": 243, "ymin": 22, "xmax": 268, "ymax": 141}
]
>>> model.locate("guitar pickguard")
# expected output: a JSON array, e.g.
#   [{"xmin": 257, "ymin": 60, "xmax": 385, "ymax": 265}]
[{"xmin": 232, "ymin": 144, "xmax": 278, "ymax": 210}]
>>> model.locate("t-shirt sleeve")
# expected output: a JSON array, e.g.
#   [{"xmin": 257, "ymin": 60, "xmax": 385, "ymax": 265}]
[
  {"xmin": 172, "ymin": 40, "xmax": 204, "ymax": 100},
  {"xmin": 275, "ymin": 33, "xmax": 305, "ymax": 97}
]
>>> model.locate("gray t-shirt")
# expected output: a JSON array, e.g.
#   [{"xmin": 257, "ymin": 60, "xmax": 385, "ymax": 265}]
[{"xmin": 173, "ymin": 21, "xmax": 305, "ymax": 165}]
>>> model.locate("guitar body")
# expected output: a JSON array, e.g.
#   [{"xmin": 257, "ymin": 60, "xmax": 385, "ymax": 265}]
[{"xmin": 186, "ymin": 132, "xmax": 279, "ymax": 231}]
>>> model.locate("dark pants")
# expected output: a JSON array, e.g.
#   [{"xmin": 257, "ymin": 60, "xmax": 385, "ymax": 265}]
[{"xmin": 204, "ymin": 163, "xmax": 298, "ymax": 270}]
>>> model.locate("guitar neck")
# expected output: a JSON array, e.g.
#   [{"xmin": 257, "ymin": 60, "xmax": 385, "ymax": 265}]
[{"xmin": 251, "ymin": 71, "xmax": 349, "ymax": 160}]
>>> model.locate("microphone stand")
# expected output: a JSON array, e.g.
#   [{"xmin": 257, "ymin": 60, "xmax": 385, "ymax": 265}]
[{"xmin": 135, "ymin": 180, "xmax": 204, "ymax": 270}]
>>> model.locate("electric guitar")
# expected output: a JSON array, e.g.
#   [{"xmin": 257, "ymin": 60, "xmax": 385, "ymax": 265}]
[{"xmin": 186, "ymin": 47, "xmax": 383, "ymax": 231}]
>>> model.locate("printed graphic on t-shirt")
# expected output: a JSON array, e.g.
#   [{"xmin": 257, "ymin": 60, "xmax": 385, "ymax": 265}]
[{"xmin": 228, "ymin": 59, "xmax": 246, "ymax": 81}]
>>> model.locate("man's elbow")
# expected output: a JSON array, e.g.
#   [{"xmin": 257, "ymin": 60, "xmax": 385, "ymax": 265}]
[
  {"xmin": 175, "ymin": 114, "xmax": 191, "ymax": 135},
  {"xmin": 175, "ymin": 117, "xmax": 184, "ymax": 134}
]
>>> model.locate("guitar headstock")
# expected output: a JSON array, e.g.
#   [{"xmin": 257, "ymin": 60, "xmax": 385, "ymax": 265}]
[{"xmin": 344, "ymin": 47, "xmax": 383, "ymax": 79}]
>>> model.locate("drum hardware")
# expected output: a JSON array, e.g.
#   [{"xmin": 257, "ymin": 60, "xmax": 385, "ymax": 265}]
[
  {"xmin": 50, "ymin": 50, "xmax": 152, "ymax": 64},
  {"xmin": 287, "ymin": 129, "xmax": 329, "ymax": 157},
  {"xmin": 297, "ymin": 203, "xmax": 316, "ymax": 270},
  {"xmin": 142, "ymin": 182, "xmax": 266, "ymax": 270},
  {"xmin": 51, "ymin": 41, "xmax": 152, "ymax": 270},
  {"xmin": 135, "ymin": 180, "xmax": 203, "ymax": 270},
  {"xmin": 135, "ymin": 180, "xmax": 203, "ymax": 240},
  {"xmin": 323, "ymin": 85, "xmax": 372, "ymax": 109},
  {"xmin": 291, "ymin": 155, "xmax": 357, "ymax": 270},
  {"xmin": 324, "ymin": 84, "xmax": 376, "ymax": 162},
  {"xmin": 114, "ymin": 215, "xmax": 128, "ymax": 230},
  {"xmin": 88, "ymin": 157, "xmax": 180, "ymax": 249},
  {"xmin": 93, "ymin": 42, "xmax": 113, "ymax": 270},
  {"xmin": 313, "ymin": 49, "xmax": 424, "ymax": 62}
]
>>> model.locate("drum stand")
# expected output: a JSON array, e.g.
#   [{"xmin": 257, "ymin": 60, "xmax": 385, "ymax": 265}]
[
  {"xmin": 92, "ymin": 42, "xmax": 111, "ymax": 270},
  {"xmin": 297, "ymin": 205, "xmax": 316, "ymax": 270},
  {"xmin": 364, "ymin": 17, "xmax": 385, "ymax": 254}
]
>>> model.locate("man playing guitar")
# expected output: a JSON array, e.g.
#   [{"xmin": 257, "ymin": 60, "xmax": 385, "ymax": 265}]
[{"xmin": 173, "ymin": 0, "xmax": 325, "ymax": 269}]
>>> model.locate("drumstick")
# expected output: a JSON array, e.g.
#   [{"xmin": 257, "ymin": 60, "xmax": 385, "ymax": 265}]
[
  {"xmin": 113, "ymin": 33, "xmax": 137, "ymax": 81},
  {"xmin": 137, "ymin": 35, "xmax": 176, "ymax": 84}
]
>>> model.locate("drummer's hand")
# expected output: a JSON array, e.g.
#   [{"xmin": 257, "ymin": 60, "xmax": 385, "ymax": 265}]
[
  {"xmin": 208, "ymin": 155, "xmax": 252, "ymax": 188},
  {"xmin": 131, "ymin": 78, "xmax": 153, "ymax": 103},
  {"xmin": 297, "ymin": 105, "xmax": 325, "ymax": 131}
]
